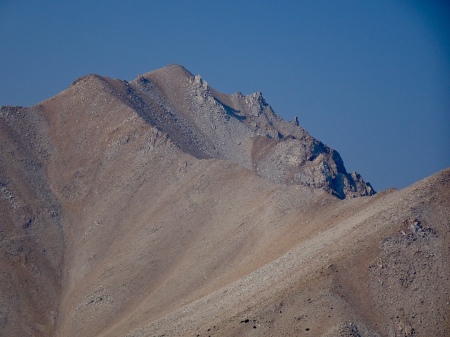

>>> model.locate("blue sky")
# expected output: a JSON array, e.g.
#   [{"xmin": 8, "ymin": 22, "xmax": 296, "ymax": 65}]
[{"xmin": 1, "ymin": 0, "xmax": 449, "ymax": 192}]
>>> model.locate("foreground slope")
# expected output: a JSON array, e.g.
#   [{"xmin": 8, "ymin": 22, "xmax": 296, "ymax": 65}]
[{"xmin": 0, "ymin": 65, "xmax": 448, "ymax": 337}]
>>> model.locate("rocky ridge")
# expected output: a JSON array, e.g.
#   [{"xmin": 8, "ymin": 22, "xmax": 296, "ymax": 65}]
[
  {"xmin": 133, "ymin": 64, "xmax": 375, "ymax": 198},
  {"xmin": 69, "ymin": 64, "xmax": 373, "ymax": 198}
]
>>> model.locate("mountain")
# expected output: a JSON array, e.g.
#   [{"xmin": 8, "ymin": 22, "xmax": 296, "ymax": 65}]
[{"xmin": 0, "ymin": 65, "xmax": 448, "ymax": 337}]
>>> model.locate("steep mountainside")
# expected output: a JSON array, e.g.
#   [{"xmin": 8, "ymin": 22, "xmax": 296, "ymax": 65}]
[{"xmin": 0, "ymin": 65, "xmax": 448, "ymax": 337}]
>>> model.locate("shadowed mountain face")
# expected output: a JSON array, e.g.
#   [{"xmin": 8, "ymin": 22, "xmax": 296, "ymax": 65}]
[{"xmin": 0, "ymin": 65, "xmax": 448, "ymax": 337}]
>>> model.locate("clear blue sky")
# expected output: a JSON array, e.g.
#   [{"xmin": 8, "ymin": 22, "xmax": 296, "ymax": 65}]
[{"xmin": 1, "ymin": 0, "xmax": 449, "ymax": 192}]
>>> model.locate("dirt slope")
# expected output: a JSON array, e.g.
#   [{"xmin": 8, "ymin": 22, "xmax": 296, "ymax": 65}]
[{"xmin": 0, "ymin": 65, "xmax": 448, "ymax": 337}]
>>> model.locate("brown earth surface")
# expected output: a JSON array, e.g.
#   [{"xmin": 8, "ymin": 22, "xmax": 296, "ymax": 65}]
[{"xmin": 0, "ymin": 65, "xmax": 448, "ymax": 336}]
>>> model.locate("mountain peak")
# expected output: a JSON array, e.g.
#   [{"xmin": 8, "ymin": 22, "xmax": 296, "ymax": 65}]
[
  {"xmin": 141, "ymin": 63, "xmax": 193, "ymax": 82},
  {"xmin": 129, "ymin": 65, "xmax": 375, "ymax": 198},
  {"xmin": 20, "ymin": 64, "xmax": 376, "ymax": 198}
]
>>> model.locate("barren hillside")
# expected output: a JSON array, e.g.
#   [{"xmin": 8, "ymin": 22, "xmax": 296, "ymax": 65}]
[{"xmin": 0, "ymin": 65, "xmax": 448, "ymax": 336}]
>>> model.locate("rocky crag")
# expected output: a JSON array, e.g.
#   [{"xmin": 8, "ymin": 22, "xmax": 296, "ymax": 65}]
[{"xmin": 70, "ymin": 64, "xmax": 374, "ymax": 199}]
